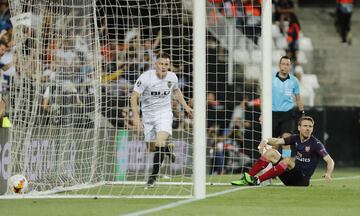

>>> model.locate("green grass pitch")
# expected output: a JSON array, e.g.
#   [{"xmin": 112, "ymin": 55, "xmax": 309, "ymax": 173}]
[{"xmin": 0, "ymin": 167, "xmax": 359, "ymax": 216}]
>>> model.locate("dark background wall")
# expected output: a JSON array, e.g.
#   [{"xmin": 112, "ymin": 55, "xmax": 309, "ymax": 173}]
[{"xmin": 306, "ymin": 107, "xmax": 360, "ymax": 166}]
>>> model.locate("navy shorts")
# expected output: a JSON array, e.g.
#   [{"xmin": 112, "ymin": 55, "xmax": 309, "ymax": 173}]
[{"xmin": 279, "ymin": 165, "xmax": 310, "ymax": 186}]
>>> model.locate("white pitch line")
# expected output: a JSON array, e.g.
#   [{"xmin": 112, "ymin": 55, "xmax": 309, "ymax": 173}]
[
  {"xmin": 122, "ymin": 186, "xmax": 257, "ymax": 216},
  {"xmin": 122, "ymin": 175, "xmax": 360, "ymax": 216},
  {"xmin": 122, "ymin": 197, "xmax": 197, "ymax": 216},
  {"xmin": 311, "ymin": 175, "xmax": 360, "ymax": 182}
]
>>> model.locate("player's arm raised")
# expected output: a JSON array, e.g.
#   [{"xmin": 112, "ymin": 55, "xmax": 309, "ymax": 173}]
[
  {"xmin": 130, "ymin": 91, "xmax": 142, "ymax": 130},
  {"xmin": 322, "ymin": 154, "xmax": 335, "ymax": 181},
  {"xmin": 295, "ymin": 94, "xmax": 304, "ymax": 113},
  {"xmin": 173, "ymin": 88, "xmax": 192, "ymax": 118}
]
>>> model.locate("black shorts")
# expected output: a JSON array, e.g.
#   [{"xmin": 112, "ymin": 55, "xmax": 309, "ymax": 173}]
[
  {"xmin": 279, "ymin": 165, "xmax": 310, "ymax": 186},
  {"xmin": 288, "ymin": 40, "xmax": 299, "ymax": 53},
  {"xmin": 272, "ymin": 110, "xmax": 295, "ymax": 137}
]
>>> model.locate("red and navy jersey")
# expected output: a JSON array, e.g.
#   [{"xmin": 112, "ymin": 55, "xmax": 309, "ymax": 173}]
[
  {"xmin": 287, "ymin": 22, "xmax": 300, "ymax": 42},
  {"xmin": 284, "ymin": 134, "xmax": 329, "ymax": 178}
]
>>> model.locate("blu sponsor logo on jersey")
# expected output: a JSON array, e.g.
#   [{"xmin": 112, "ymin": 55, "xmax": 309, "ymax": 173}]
[{"xmin": 151, "ymin": 91, "xmax": 171, "ymax": 96}]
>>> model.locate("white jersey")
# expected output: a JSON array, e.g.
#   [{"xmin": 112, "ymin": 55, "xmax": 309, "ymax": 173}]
[{"xmin": 133, "ymin": 69, "xmax": 178, "ymax": 114}]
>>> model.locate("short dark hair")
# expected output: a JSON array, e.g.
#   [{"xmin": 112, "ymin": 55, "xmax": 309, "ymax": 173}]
[
  {"xmin": 279, "ymin": 56, "xmax": 291, "ymax": 64},
  {"xmin": 157, "ymin": 52, "xmax": 171, "ymax": 60},
  {"xmin": 298, "ymin": 116, "xmax": 315, "ymax": 126}
]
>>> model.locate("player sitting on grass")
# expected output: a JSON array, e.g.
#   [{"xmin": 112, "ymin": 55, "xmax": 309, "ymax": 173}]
[{"xmin": 231, "ymin": 116, "xmax": 334, "ymax": 186}]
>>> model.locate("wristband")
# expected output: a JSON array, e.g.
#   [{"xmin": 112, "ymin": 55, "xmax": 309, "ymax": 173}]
[
  {"xmin": 299, "ymin": 110, "xmax": 305, "ymax": 116},
  {"xmin": 282, "ymin": 149, "xmax": 292, "ymax": 158}
]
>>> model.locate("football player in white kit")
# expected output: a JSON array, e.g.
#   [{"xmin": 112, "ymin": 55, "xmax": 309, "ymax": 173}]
[{"xmin": 131, "ymin": 52, "xmax": 192, "ymax": 187}]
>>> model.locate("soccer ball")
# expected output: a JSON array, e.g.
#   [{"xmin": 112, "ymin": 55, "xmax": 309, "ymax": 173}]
[{"xmin": 7, "ymin": 174, "xmax": 28, "ymax": 194}]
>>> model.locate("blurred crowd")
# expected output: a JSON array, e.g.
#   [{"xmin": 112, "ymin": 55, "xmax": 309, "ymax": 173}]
[
  {"xmin": 209, "ymin": 0, "xmax": 301, "ymax": 63},
  {"xmin": 0, "ymin": 0, "xmax": 324, "ymax": 174},
  {"xmin": 0, "ymin": 0, "xmax": 192, "ymax": 130},
  {"xmin": 0, "ymin": 0, "xmax": 12, "ymax": 128}
]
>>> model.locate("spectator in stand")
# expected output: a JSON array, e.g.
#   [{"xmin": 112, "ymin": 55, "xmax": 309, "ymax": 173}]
[
  {"xmin": 286, "ymin": 13, "xmax": 301, "ymax": 64},
  {"xmin": 0, "ymin": 37, "xmax": 16, "ymax": 81},
  {"xmin": 336, "ymin": 0, "xmax": 353, "ymax": 45},
  {"xmin": 207, "ymin": 0, "xmax": 223, "ymax": 26},
  {"xmin": 274, "ymin": 0, "xmax": 295, "ymax": 34},
  {"xmin": 139, "ymin": 30, "xmax": 162, "ymax": 71},
  {"xmin": 223, "ymin": 0, "xmax": 238, "ymax": 18},
  {"xmin": 121, "ymin": 29, "xmax": 161, "ymax": 83},
  {"xmin": 0, "ymin": 37, "xmax": 13, "ymax": 128},
  {"xmin": 120, "ymin": 107, "xmax": 134, "ymax": 129},
  {"xmin": 100, "ymin": 42, "xmax": 118, "ymax": 74},
  {"xmin": 41, "ymin": 83, "xmax": 62, "ymax": 125},
  {"xmin": 207, "ymin": 92, "xmax": 225, "ymax": 128},
  {"xmin": 229, "ymin": 99, "xmax": 251, "ymax": 136},
  {"xmin": 0, "ymin": 1, "xmax": 11, "ymax": 32},
  {"xmin": 241, "ymin": 0, "xmax": 262, "ymax": 45},
  {"xmin": 172, "ymin": 100, "xmax": 182, "ymax": 130},
  {"xmin": 208, "ymin": 124, "xmax": 225, "ymax": 175},
  {"xmin": 213, "ymin": 135, "xmax": 226, "ymax": 175}
]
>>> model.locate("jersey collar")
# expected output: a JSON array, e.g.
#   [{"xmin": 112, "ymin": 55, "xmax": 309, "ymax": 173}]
[{"xmin": 276, "ymin": 72, "xmax": 290, "ymax": 82}]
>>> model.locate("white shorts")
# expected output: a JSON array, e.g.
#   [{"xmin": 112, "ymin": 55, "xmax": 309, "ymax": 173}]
[{"xmin": 143, "ymin": 111, "xmax": 173, "ymax": 142}]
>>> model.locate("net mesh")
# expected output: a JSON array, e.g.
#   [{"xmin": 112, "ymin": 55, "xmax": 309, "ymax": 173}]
[
  {"xmin": 205, "ymin": 0, "xmax": 261, "ymax": 182},
  {"xmin": 4, "ymin": 0, "xmax": 262, "ymax": 198}
]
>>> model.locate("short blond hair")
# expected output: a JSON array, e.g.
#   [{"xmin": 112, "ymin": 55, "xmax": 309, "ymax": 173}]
[{"xmin": 298, "ymin": 116, "xmax": 315, "ymax": 126}]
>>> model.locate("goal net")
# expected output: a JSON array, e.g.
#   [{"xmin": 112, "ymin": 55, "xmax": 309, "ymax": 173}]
[
  {"xmin": 204, "ymin": 0, "xmax": 263, "ymax": 186},
  {"xmin": 3, "ymin": 0, "xmax": 263, "ymax": 198}
]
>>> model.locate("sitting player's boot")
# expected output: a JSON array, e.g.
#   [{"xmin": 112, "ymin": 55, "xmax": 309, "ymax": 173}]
[
  {"xmin": 231, "ymin": 176, "xmax": 249, "ymax": 186},
  {"xmin": 167, "ymin": 143, "xmax": 176, "ymax": 163},
  {"xmin": 146, "ymin": 176, "xmax": 157, "ymax": 188},
  {"xmin": 244, "ymin": 172, "xmax": 259, "ymax": 186}
]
